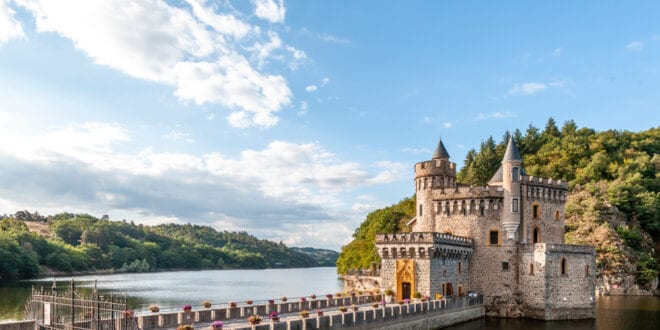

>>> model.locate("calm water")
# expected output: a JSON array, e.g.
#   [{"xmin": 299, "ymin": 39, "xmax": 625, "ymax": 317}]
[
  {"xmin": 1, "ymin": 268, "xmax": 658, "ymax": 330},
  {"xmin": 0, "ymin": 267, "xmax": 343, "ymax": 320}
]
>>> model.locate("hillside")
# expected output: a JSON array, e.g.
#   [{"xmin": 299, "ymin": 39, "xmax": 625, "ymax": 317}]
[
  {"xmin": 0, "ymin": 212, "xmax": 337, "ymax": 279},
  {"xmin": 337, "ymin": 120, "xmax": 658, "ymax": 292},
  {"xmin": 290, "ymin": 247, "xmax": 340, "ymax": 267}
]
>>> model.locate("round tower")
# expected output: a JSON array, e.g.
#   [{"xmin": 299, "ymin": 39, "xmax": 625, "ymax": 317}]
[
  {"xmin": 413, "ymin": 138, "xmax": 456, "ymax": 232},
  {"xmin": 500, "ymin": 137, "xmax": 522, "ymax": 241}
]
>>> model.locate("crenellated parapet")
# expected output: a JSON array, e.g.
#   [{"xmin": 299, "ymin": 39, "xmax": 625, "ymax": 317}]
[
  {"xmin": 376, "ymin": 232, "xmax": 473, "ymax": 261},
  {"xmin": 522, "ymin": 176, "xmax": 568, "ymax": 202}
]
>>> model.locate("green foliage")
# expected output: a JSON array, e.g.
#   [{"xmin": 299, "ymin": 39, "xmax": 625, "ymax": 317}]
[
  {"xmin": 336, "ymin": 197, "xmax": 414, "ymax": 274},
  {"xmin": 0, "ymin": 213, "xmax": 337, "ymax": 280},
  {"xmin": 616, "ymin": 226, "xmax": 644, "ymax": 250}
]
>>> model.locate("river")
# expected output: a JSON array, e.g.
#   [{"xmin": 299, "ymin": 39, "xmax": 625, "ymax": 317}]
[{"xmin": 1, "ymin": 268, "xmax": 658, "ymax": 329}]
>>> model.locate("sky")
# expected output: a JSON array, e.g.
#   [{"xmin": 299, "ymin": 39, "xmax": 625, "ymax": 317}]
[{"xmin": 0, "ymin": 1, "xmax": 658, "ymax": 250}]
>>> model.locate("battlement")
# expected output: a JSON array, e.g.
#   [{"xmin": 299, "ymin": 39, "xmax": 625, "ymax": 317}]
[
  {"xmin": 432, "ymin": 185, "xmax": 504, "ymax": 200},
  {"xmin": 522, "ymin": 175, "xmax": 569, "ymax": 189},
  {"xmin": 375, "ymin": 232, "xmax": 473, "ymax": 247},
  {"xmin": 519, "ymin": 243, "xmax": 595, "ymax": 254},
  {"xmin": 414, "ymin": 159, "xmax": 457, "ymax": 179}
]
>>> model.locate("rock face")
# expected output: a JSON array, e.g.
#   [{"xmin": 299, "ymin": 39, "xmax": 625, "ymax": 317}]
[
  {"xmin": 485, "ymin": 294, "xmax": 524, "ymax": 318},
  {"xmin": 565, "ymin": 187, "xmax": 658, "ymax": 296}
]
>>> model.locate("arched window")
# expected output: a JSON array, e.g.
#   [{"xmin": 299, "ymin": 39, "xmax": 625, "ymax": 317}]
[
  {"xmin": 382, "ymin": 248, "xmax": 389, "ymax": 258},
  {"xmin": 409, "ymin": 247, "xmax": 416, "ymax": 257},
  {"xmin": 561, "ymin": 258, "xmax": 568, "ymax": 275},
  {"xmin": 442, "ymin": 270, "xmax": 447, "ymax": 277},
  {"xmin": 529, "ymin": 263, "xmax": 534, "ymax": 275},
  {"xmin": 533, "ymin": 227, "xmax": 541, "ymax": 243},
  {"xmin": 458, "ymin": 262, "xmax": 462, "ymax": 275},
  {"xmin": 555, "ymin": 210, "xmax": 561, "ymax": 221}
]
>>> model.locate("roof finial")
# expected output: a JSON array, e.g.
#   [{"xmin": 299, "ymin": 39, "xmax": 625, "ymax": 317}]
[{"xmin": 433, "ymin": 137, "xmax": 450, "ymax": 159}]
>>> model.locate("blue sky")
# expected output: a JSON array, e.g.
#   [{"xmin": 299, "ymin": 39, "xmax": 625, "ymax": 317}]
[{"xmin": 0, "ymin": 0, "xmax": 658, "ymax": 250}]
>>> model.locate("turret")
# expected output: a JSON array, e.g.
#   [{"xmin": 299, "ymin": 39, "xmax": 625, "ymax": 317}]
[
  {"xmin": 491, "ymin": 137, "xmax": 522, "ymax": 241},
  {"xmin": 413, "ymin": 138, "xmax": 456, "ymax": 231}
]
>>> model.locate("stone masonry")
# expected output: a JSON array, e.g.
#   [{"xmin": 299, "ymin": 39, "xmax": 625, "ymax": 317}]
[{"xmin": 368, "ymin": 137, "xmax": 596, "ymax": 320}]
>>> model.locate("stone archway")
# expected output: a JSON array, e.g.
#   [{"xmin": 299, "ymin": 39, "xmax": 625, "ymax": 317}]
[{"xmin": 396, "ymin": 259, "xmax": 415, "ymax": 302}]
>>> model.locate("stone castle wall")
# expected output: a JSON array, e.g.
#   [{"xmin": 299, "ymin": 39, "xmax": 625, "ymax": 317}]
[{"xmin": 519, "ymin": 244, "xmax": 596, "ymax": 320}]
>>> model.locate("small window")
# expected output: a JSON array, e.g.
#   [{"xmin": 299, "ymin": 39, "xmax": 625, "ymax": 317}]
[
  {"xmin": 585, "ymin": 265, "xmax": 589, "ymax": 277},
  {"xmin": 533, "ymin": 204, "xmax": 540, "ymax": 219},
  {"xmin": 442, "ymin": 270, "xmax": 447, "ymax": 277},
  {"xmin": 529, "ymin": 263, "xmax": 534, "ymax": 275},
  {"xmin": 512, "ymin": 198, "xmax": 519, "ymax": 213},
  {"xmin": 555, "ymin": 210, "xmax": 561, "ymax": 221},
  {"xmin": 480, "ymin": 206, "xmax": 484, "ymax": 216},
  {"xmin": 561, "ymin": 258, "xmax": 568, "ymax": 275},
  {"xmin": 533, "ymin": 228, "xmax": 540, "ymax": 243},
  {"xmin": 458, "ymin": 262, "xmax": 462, "ymax": 275},
  {"xmin": 419, "ymin": 204, "xmax": 423, "ymax": 216},
  {"xmin": 489, "ymin": 230, "xmax": 499, "ymax": 245},
  {"xmin": 502, "ymin": 262, "xmax": 509, "ymax": 271},
  {"xmin": 512, "ymin": 167, "xmax": 519, "ymax": 182},
  {"xmin": 382, "ymin": 248, "xmax": 389, "ymax": 258}
]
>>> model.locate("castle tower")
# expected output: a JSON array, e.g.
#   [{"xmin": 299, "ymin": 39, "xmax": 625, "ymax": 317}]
[
  {"xmin": 495, "ymin": 137, "xmax": 523, "ymax": 241},
  {"xmin": 413, "ymin": 138, "xmax": 456, "ymax": 232}
]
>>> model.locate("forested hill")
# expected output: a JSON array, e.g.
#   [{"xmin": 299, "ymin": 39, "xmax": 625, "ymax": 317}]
[
  {"xmin": 0, "ymin": 212, "xmax": 338, "ymax": 279},
  {"xmin": 337, "ymin": 120, "xmax": 658, "ymax": 291}
]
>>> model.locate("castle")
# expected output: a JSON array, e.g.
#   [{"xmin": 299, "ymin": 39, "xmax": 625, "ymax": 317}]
[{"xmin": 374, "ymin": 137, "xmax": 596, "ymax": 320}]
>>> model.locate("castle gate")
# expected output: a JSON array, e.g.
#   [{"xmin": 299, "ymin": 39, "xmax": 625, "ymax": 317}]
[
  {"xmin": 26, "ymin": 280, "xmax": 137, "ymax": 330},
  {"xmin": 395, "ymin": 259, "xmax": 415, "ymax": 302}
]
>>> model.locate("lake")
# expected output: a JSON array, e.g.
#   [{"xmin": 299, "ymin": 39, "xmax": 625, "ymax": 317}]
[{"xmin": 1, "ymin": 268, "xmax": 658, "ymax": 329}]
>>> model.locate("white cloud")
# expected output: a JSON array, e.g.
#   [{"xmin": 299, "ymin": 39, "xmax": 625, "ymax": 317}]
[
  {"xmin": 320, "ymin": 77, "xmax": 330, "ymax": 86},
  {"xmin": 626, "ymin": 41, "xmax": 644, "ymax": 51},
  {"xmin": 0, "ymin": 0, "xmax": 25, "ymax": 43},
  {"xmin": 297, "ymin": 101, "xmax": 308, "ymax": 116},
  {"xmin": 248, "ymin": 30, "xmax": 282, "ymax": 67},
  {"xmin": 162, "ymin": 127, "xmax": 195, "ymax": 143},
  {"xmin": 508, "ymin": 80, "xmax": 566, "ymax": 95},
  {"xmin": 552, "ymin": 47, "xmax": 562, "ymax": 56},
  {"xmin": 252, "ymin": 0, "xmax": 285, "ymax": 23},
  {"xmin": 0, "ymin": 122, "xmax": 407, "ymax": 249},
  {"xmin": 509, "ymin": 82, "xmax": 547, "ymax": 95},
  {"xmin": 401, "ymin": 147, "xmax": 432, "ymax": 155},
  {"xmin": 442, "ymin": 122, "xmax": 452, "ymax": 128},
  {"xmin": 11, "ymin": 0, "xmax": 294, "ymax": 128},
  {"xmin": 286, "ymin": 46, "xmax": 306, "ymax": 60},
  {"xmin": 305, "ymin": 85, "xmax": 318, "ymax": 92},
  {"xmin": 422, "ymin": 116, "xmax": 435, "ymax": 123},
  {"xmin": 475, "ymin": 111, "xmax": 516, "ymax": 121}
]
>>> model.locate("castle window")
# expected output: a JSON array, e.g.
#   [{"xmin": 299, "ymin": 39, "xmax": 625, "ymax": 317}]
[
  {"xmin": 419, "ymin": 247, "xmax": 426, "ymax": 258},
  {"xmin": 489, "ymin": 230, "xmax": 499, "ymax": 245},
  {"xmin": 529, "ymin": 263, "xmax": 534, "ymax": 275},
  {"xmin": 512, "ymin": 167, "xmax": 519, "ymax": 182},
  {"xmin": 585, "ymin": 265, "xmax": 589, "ymax": 277},
  {"xmin": 400, "ymin": 247, "xmax": 407, "ymax": 257},
  {"xmin": 555, "ymin": 210, "xmax": 561, "ymax": 221},
  {"xmin": 419, "ymin": 204, "xmax": 423, "ymax": 216},
  {"xmin": 391, "ymin": 248, "xmax": 397, "ymax": 258},
  {"xmin": 409, "ymin": 247, "xmax": 416, "ymax": 257},
  {"xmin": 462, "ymin": 208, "xmax": 467, "ymax": 216},
  {"xmin": 502, "ymin": 262, "xmax": 509, "ymax": 271},
  {"xmin": 442, "ymin": 270, "xmax": 447, "ymax": 277},
  {"xmin": 458, "ymin": 262, "xmax": 462, "ymax": 275},
  {"xmin": 533, "ymin": 228, "xmax": 541, "ymax": 243},
  {"xmin": 561, "ymin": 258, "xmax": 568, "ymax": 275},
  {"xmin": 382, "ymin": 248, "xmax": 389, "ymax": 258},
  {"xmin": 532, "ymin": 204, "xmax": 540, "ymax": 219},
  {"xmin": 512, "ymin": 198, "xmax": 519, "ymax": 213}
]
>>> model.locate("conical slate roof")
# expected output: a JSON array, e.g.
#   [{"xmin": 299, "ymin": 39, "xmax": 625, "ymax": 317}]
[
  {"xmin": 502, "ymin": 136, "xmax": 521, "ymax": 161},
  {"xmin": 489, "ymin": 137, "xmax": 524, "ymax": 183},
  {"xmin": 432, "ymin": 138, "xmax": 450, "ymax": 159}
]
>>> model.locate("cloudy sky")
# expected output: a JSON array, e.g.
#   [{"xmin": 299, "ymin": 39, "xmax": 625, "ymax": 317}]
[{"xmin": 0, "ymin": 1, "xmax": 658, "ymax": 250}]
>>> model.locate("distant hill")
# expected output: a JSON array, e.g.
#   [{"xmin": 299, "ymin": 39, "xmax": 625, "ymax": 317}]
[
  {"xmin": 0, "ymin": 212, "xmax": 333, "ymax": 279},
  {"xmin": 338, "ymin": 120, "xmax": 658, "ymax": 293},
  {"xmin": 290, "ymin": 247, "xmax": 339, "ymax": 267}
]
